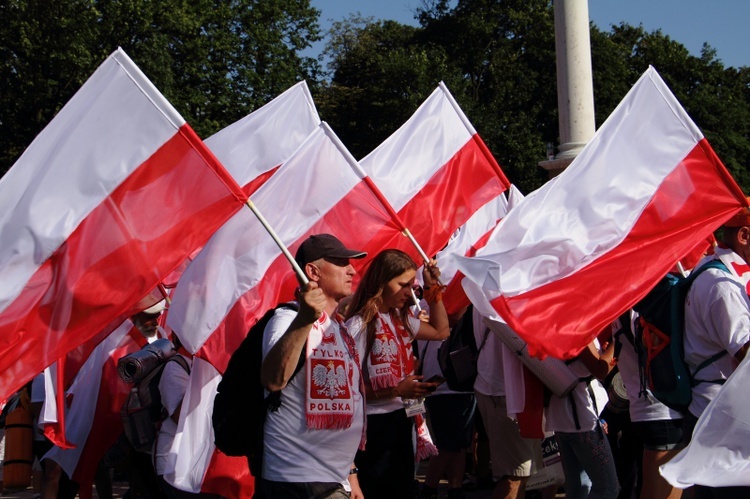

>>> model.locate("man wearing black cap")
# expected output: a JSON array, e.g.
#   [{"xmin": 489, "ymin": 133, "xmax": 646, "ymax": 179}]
[{"xmin": 259, "ymin": 234, "xmax": 367, "ymax": 499}]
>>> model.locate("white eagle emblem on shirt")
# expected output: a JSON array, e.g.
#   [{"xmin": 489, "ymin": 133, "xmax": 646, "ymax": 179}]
[
  {"xmin": 313, "ymin": 361, "xmax": 348, "ymax": 398},
  {"xmin": 372, "ymin": 337, "xmax": 399, "ymax": 363}
]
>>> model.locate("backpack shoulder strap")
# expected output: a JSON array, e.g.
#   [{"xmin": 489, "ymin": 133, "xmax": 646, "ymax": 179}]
[
  {"xmin": 688, "ymin": 259, "xmax": 729, "ymax": 284},
  {"xmin": 684, "ymin": 259, "xmax": 731, "ymax": 382},
  {"xmin": 266, "ymin": 301, "xmax": 305, "ymax": 412},
  {"xmin": 166, "ymin": 355, "xmax": 191, "ymax": 376}
]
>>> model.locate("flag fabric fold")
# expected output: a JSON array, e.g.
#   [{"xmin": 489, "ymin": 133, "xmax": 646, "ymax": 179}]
[
  {"xmin": 41, "ymin": 321, "xmax": 142, "ymax": 498},
  {"xmin": 454, "ymin": 66, "xmax": 747, "ymax": 360},
  {"xmin": 0, "ymin": 47, "xmax": 247, "ymax": 402},
  {"xmin": 435, "ymin": 185, "xmax": 524, "ymax": 315},
  {"xmin": 39, "ymin": 356, "xmax": 75, "ymax": 449},
  {"xmin": 660, "ymin": 354, "xmax": 750, "ymax": 487},
  {"xmin": 204, "ymin": 81, "xmax": 320, "ymax": 196},
  {"xmin": 357, "ymin": 82, "xmax": 510, "ymax": 266}
]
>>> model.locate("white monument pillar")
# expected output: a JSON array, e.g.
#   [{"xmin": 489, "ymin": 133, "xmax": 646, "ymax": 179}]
[{"xmin": 540, "ymin": 0, "xmax": 596, "ymax": 177}]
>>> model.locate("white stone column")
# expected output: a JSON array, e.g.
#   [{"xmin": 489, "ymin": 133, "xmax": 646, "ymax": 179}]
[{"xmin": 540, "ymin": 0, "xmax": 596, "ymax": 177}]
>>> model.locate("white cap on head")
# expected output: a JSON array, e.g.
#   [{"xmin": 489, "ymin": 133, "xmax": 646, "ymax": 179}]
[{"xmin": 142, "ymin": 299, "xmax": 167, "ymax": 315}]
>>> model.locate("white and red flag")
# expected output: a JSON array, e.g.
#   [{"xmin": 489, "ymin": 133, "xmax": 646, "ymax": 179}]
[
  {"xmin": 357, "ymin": 82, "xmax": 510, "ymax": 267},
  {"xmin": 0, "ymin": 47, "xmax": 247, "ymax": 403},
  {"xmin": 160, "ymin": 81, "xmax": 320, "ymax": 288},
  {"xmin": 661, "ymin": 354, "xmax": 750, "ymax": 487},
  {"xmin": 455, "ymin": 66, "xmax": 747, "ymax": 359}
]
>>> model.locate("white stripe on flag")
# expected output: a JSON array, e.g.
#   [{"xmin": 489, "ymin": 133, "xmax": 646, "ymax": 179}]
[
  {"xmin": 205, "ymin": 81, "xmax": 320, "ymax": 187},
  {"xmin": 661, "ymin": 354, "xmax": 750, "ymax": 487}
]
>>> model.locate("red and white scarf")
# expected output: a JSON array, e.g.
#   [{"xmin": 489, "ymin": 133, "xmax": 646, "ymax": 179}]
[
  {"xmin": 367, "ymin": 312, "xmax": 438, "ymax": 460},
  {"xmin": 306, "ymin": 312, "xmax": 363, "ymax": 434}
]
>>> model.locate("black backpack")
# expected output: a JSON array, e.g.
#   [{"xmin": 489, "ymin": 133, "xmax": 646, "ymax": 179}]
[
  {"xmin": 119, "ymin": 339, "xmax": 191, "ymax": 453},
  {"xmin": 437, "ymin": 305, "xmax": 490, "ymax": 392},
  {"xmin": 212, "ymin": 302, "xmax": 302, "ymax": 476}
]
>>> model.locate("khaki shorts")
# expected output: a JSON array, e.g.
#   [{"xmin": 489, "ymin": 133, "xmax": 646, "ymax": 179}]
[{"xmin": 475, "ymin": 392, "xmax": 542, "ymax": 479}]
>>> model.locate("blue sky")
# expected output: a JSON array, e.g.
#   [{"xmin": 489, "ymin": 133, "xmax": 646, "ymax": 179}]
[{"xmin": 308, "ymin": 0, "xmax": 749, "ymax": 69}]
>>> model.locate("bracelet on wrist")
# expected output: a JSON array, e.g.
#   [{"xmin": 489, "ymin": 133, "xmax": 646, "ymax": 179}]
[
  {"xmin": 349, "ymin": 467, "xmax": 359, "ymax": 475},
  {"xmin": 424, "ymin": 285, "xmax": 443, "ymax": 303}
]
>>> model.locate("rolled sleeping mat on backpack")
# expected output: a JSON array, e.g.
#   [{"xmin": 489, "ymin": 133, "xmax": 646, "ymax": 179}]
[
  {"xmin": 484, "ymin": 318, "xmax": 581, "ymax": 398},
  {"xmin": 3, "ymin": 402, "xmax": 33, "ymax": 489},
  {"xmin": 118, "ymin": 338, "xmax": 177, "ymax": 383}
]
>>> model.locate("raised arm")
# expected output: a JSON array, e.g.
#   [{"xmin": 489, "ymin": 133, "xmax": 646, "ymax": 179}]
[
  {"xmin": 260, "ymin": 282, "xmax": 326, "ymax": 391},
  {"xmin": 415, "ymin": 260, "xmax": 450, "ymax": 341}
]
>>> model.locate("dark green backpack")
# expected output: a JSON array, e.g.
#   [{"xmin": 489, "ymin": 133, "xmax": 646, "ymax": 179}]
[{"xmin": 633, "ymin": 260, "xmax": 729, "ymax": 412}]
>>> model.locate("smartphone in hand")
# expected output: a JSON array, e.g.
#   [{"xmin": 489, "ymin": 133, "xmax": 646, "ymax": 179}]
[{"xmin": 425, "ymin": 374, "xmax": 446, "ymax": 384}]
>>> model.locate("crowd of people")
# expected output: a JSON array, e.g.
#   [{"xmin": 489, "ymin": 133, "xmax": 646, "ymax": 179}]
[{"xmin": 3, "ymin": 208, "xmax": 750, "ymax": 499}]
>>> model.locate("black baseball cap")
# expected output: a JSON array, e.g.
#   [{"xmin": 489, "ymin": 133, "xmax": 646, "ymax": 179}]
[{"xmin": 294, "ymin": 234, "xmax": 367, "ymax": 267}]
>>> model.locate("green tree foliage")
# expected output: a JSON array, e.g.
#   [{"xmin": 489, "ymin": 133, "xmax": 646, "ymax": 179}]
[
  {"xmin": 318, "ymin": 0, "xmax": 558, "ymax": 193},
  {"xmin": 0, "ymin": 0, "xmax": 321, "ymax": 176},
  {"xmin": 321, "ymin": 1, "xmax": 750, "ymax": 195},
  {"xmin": 316, "ymin": 14, "xmax": 457, "ymax": 159}
]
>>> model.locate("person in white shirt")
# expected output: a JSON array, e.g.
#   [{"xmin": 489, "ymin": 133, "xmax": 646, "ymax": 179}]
[
  {"xmin": 473, "ymin": 307, "xmax": 543, "ymax": 499},
  {"xmin": 544, "ymin": 337, "xmax": 619, "ymax": 499},
  {"xmin": 683, "ymin": 208, "xmax": 750, "ymax": 498},
  {"xmin": 259, "ymin": 234, "xmax": 367, "ymax": 499}
]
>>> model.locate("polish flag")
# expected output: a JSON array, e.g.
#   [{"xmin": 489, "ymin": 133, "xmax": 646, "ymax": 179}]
[
  {"xmin": 204, "ymin": 80, "xmax": 320, "ymax": 196},
  {"xmin": 166, "ymin": 123, "xmax": 394, "ymax": 495},
  {"xmin": 357, "ymin": 82, "xmax": 510, "ymax": 267},
  {"xmin": 0, "ymin": 47, "xmax": 246, "ymax": 403},
  {"xmin": 41, "ymin": 321, "xmax": 144, "ymax": 499},
  {"xmin": 454, "ymin": 66, "xmax": 747, "ymax": 360}
]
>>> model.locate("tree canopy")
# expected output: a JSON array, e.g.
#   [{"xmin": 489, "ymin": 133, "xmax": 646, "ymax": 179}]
[
  {"xmin": 317, "ymin": 0, "xmax": 750, "ymax": 194},
  {"xmin": 0, "ymin": 0, "xmax": 321, "ymax": 175},
  {"xmin": 2, "ymin": 0, "xmax": 748, "ymax": 195}
]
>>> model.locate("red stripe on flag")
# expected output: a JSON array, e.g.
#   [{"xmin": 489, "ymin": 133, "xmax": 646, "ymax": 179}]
[
  {"xmin": 0, "ymin": 125, "xmax": 245, "ymax": 401},
  {"xmin": 493, "ymin": 140, "xmax": 746, "ymax": 359},
  {"xmin": 242, "ymin": 165, "xmax": 279, "ymax": 198},
  {"xmin": 362, "ymin": 137, "xmax": 509, "ymax": 267}
]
